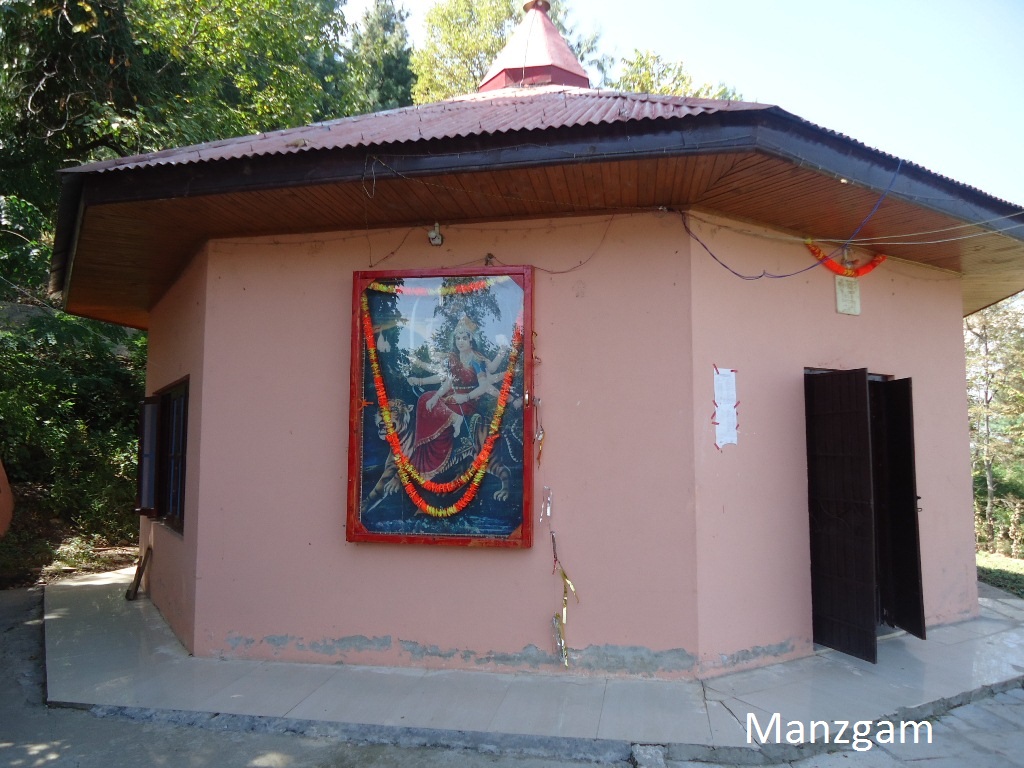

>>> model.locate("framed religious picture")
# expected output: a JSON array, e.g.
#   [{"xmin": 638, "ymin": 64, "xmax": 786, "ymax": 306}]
[{"xmin": 347, "ymin": 266, "xmax": 534, "ymax": 547}]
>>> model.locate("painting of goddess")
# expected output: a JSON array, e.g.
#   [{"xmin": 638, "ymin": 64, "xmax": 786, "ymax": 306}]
[{"xmin": 347, "ymin": 268, "xmax": 533, "ymax": 547}]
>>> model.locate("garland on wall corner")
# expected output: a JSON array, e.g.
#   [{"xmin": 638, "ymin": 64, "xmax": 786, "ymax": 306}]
[
  {"xmin": 805, "ymin": 240, "xmax": 886, "ymax": 278},
  {"xmin": 532, "ymin": 331, "xmax": 545, "ymax": 467}
]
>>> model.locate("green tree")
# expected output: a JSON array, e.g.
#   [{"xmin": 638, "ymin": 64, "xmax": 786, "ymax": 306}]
[
  {"xmin": 1, "ymin": 0, "xmax": 351, "ymax": 551},
  {"xmin": 1, "ymin": 195, "xmax": 146, "ymax": 543},
  {"xmin": 341, "ymin": 0, "xmax": 416, "ymax": 114},
  {"xmin": 0, "ymin": 310, "xmax": 147, "ymax": 541},
  {"xmin": 130, "ymin": 0, "xmax": 349, "ymax": 142},
  {"xmin": 0, "ymin": 0, "xmax": 147, "ymax": 210},
  {"xmin": 0, "ymin": 0, "xmax": 424, "ymax": 565},
  {"xmin": 965, "ymin": 296, "xmax": 1024, "ymax": 554},
  {"xmin": 0, "ymin": 195, "xmax": 50, "ymax": 297},
  {"xmin": 0, "ymin": 0, "xmax": 349, "ymax": 211},
  {"xmin": 612, "ymin": 49, "xmax": 742, "ymax": 99},
  {"xmin": 411, "ymin": 0, "xmax": 518, "ymax": 103}
]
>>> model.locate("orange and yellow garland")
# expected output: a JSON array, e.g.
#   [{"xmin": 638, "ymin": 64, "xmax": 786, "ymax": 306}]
[
  {"xmin": 368, "ymin": 276, "xmax": 510, "ymax": 296},
  {"xmin": 805, "ymin": 240, "xmax": 886, "ymax": 278},
  {"xmin": 361, "ymin": 292, "xmax": 523, "ymax": 517}
]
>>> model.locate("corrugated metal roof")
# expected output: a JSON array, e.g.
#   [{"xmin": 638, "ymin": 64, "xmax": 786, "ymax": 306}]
[
  {"xmin": 66, "ymin": 86, "xmax": 774, "ymax": 174},
  {"xmin": 63, "ymin": 83, "xmax": 1006, "ymax": 208},
  {"xmin": 53, "ymin": 78, "xmax": 1024, "ymax": 327}
]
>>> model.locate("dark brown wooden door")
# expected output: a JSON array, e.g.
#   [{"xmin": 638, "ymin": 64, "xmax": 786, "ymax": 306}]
[
  {"xmin": 804, "ymin": 369, "xmax": 879, "ymax": 663},
  {"xmin": 875, "ymin": 378, "xmax": 926, "ymax": 639}
]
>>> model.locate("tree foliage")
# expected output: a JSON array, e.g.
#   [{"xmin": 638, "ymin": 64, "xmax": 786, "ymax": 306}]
[
  {"xmin": 0, "ymin": 0, "xmax": 368, "ymax": 549},
  {"xmin": 965, "ymin": 296, "xmax": 1024, "ymax": 555},
  {"xmin": 341, "ymin": 0, "xmax": 417, "ymax": 114},
  {"xmin": 612, "ymin": 49, "xmax": 742, "ymax": 99},
  {"xmin": 1, "ymin": 194, "xmax": 146, "ymax": 542},
  {"xmin": 0, "ymin": 0, "xmax": 350, "ymax": 211},
  {"xmin": 0, "ymin": 310, "xmax": 147, "ymax": 540},
  {"xmin": 131, "ymin": 0, "xmax": 348, "ymax": 140},
  {"xmin": 0, "ymin": 0, "xmax": 141, "ymax": 209},
  {"xmin": 0, "ymin": 195, "xmax": 50, "ymax": 296},
  {"xmin": 411, "ymin": 0, "xmax": 518, "ymax": 103}
]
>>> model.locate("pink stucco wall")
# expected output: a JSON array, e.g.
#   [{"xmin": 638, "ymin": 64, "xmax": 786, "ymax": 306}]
[
  {"xmin": 142, "ymin": 210, "xmax": 977, "ymax": 677},
  {"xmin": 141, "ymin": 248, "xmax": 208, "ymax": 649},
  {"xmin": 684, "ymin": 213, "xmax": 977, "ymax": 672}
]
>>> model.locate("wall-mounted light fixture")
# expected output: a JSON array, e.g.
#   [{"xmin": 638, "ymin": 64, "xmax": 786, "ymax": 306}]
[{"xmin": 427, "ymin": 222, "xmax": 444, "ymax": 246}]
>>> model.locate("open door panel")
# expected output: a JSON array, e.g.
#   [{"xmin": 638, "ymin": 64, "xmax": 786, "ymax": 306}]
[
  {"xmin": 876, "ymin": 378, "xmax": 926, "ymax": 639},
  {"xmin": 805, "ymin": 368, "xmax": 878, "ymax": 664}
]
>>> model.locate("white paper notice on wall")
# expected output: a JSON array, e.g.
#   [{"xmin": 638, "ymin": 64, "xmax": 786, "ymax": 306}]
[
  {"xmin": 836, "ymin": 275, "xmax": 861, "ymax": 315},
  {"xmin": 713, "ymin": 366, "xmax": 738, "ymax": 450}
]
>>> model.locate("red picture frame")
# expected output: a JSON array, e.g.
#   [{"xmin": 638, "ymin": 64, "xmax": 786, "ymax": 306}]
[{"xmin": 346, "ymin": 266, "xmax": 534, "ymax": 547}]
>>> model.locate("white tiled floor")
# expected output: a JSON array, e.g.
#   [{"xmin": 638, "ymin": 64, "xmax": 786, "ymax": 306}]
[
  {"xmin": 489, "ymin": 674, "xmax": 606, "ymax": 738},
  {"xmin": 44, "ymin": 569, "xmax": 1024, "ymax": 751}
]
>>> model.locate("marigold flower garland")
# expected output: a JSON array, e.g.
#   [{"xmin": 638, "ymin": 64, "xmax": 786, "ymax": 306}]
[
  {"xmin": 368, "ymin": 275, "xmax": 511, "ymax": 296},
  {"xmin": 805, "ymin": 241, "xmax": 886, "ymax": 278},
  {"xmin": 361, "ymin": 292, "xmax": 523, "ymax": 517}
]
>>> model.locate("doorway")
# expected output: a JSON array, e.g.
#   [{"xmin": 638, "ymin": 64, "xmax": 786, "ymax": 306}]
[{"xmin": 804, "ymin": 368, "xmax": 926, "ymax": 663}]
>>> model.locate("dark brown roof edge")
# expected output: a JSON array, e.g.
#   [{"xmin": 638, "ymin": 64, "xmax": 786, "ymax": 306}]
[{"xmin": 50, "ymin": 173, "xmax": 84, "ymax": 302}]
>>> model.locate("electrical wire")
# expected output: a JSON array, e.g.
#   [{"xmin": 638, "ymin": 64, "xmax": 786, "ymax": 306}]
[
  {"xmin": 0, "ymin": 274, "xmax": 60, "ymax": 315},
  {"xmin": 685, "ymin": 210, "xmax": 1024, "ymax": 249},
  {"xmin": 368, "ymin": 227, "xmax": 413, "ymax": 267},
  {"xmin": 831, "ymin": 209, "xmax": 1024, "ymax": 243},
  {"xmin": 0, "ymin": 274, "xmax": 136, "ymax": 357},
  {"xmin": 516, "ymin": 5, "xmax": 539, "ymax": 87},
  {"xmin": 488, "ymin": 214, "xmax": 615, "ymax": 275},
  {"xmin": 845, "ymin": 159, "xmax": 903, "ymax": 243},
  {"xmin": 683, "ymin": 160, "xmax": 904, "ymax": 280},
  {"xmin": 362, "ymin": 214, "xmax": 615, "ymax": 275},
  {"xmin": 825, "ymin": 230, "xmax": 1020, "ymax": 247}
]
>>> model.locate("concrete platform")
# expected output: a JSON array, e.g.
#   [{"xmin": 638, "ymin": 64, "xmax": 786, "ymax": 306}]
[{"xmin": 43, "ymin": 569, "xmax": 1024, "ymax": 764}]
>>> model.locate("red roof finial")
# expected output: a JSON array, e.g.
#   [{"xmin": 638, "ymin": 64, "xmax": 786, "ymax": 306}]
[{"xmin": 479, "ymin": 0, "xmax": 590, "ymax": 92}]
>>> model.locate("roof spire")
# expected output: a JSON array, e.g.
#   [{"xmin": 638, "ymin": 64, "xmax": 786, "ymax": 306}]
[{"xmin": 478, "ymin": 0, "xmax": 590, "ymax": 92}]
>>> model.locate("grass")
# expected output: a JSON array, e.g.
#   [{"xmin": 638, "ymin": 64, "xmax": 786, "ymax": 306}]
[{"xmin": 977, "ymin": 551, "xmax": 1024, "ymax": 598}]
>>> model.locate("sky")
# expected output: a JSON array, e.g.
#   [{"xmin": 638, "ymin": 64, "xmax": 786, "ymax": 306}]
[{"xmin": 343, "ymin": 0, "xmax": 1024, "ymax": 208}]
